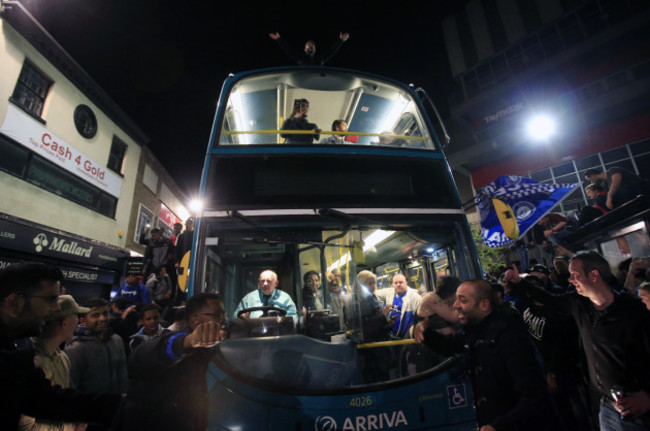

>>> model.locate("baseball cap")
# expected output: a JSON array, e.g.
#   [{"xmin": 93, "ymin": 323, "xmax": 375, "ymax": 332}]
[
  {"xmin": 46, "ymin": 294, "xmax": 90, "ymax": 321},
  {"xmin": 528, "ymin": 264, "xmax": 550, "ymax": 276}
]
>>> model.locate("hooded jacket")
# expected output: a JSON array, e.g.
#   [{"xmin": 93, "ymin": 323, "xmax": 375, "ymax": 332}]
[{"xmin": 64, "ymin": 326, "xmax": 128, "ymax": 394}]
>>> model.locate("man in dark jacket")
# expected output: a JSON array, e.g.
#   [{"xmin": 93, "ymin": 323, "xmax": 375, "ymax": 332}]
[
  {"xmin": 414, "ymin": 279, "xmax": 560, "ymax": 431},
  {"xmin": 504, "ymin": 250, "xmax": 650, "ymax": 430},
  {"xmin": 117, "ymin": 293, "xmax": 225, "ymax": 431},
  {"xmin": 269, "ymin": 31, "xmax": 349, "ymax": 65},
  {"xmin": 0, "ymin": 262, "xmax": 121, "ymax": 429},
  {"xmin": 139, "ymin": 227, "xmax": 173, "ymax": 279}
]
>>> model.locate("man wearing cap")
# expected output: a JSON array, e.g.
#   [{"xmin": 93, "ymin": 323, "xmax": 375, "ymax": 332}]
[
  {"xmin": 528, "ymin": 263, "xmax": 564, "ymax": 293},
  {"xmin": 19, "ymin": 295, "xmax": 90, "ymax": 430},
  {"xmin": 0, "ymin": 262, "xmax": 121, "ymax": 429}
]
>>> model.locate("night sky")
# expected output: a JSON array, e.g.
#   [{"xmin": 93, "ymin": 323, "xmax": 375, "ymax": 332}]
[{"xmin": 19, "ymin": 0, "xmax": 467, "ymax": 195}]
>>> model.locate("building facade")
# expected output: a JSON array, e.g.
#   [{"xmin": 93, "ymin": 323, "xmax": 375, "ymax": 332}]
[
  {"xmin": 0, "ymin": 2, "xmax": 189, "ymax": 302},
  {"xmin": 442, "ymin": 0, "xmax": 650, "ymax": 218}
]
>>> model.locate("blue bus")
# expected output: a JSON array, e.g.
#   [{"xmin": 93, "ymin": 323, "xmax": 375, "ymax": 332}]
[{"xmin": 187, "ymin": 66, "xmax": 482, "ymax": 430}]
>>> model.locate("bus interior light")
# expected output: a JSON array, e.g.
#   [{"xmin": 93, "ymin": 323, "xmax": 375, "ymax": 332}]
[
  {"xmin": 380, "ymin": 94, "xmax": 409, "ymax": 133},
  {"xmin": 362, "ymin": 229, "xmax": 395, "ymax": 251}
]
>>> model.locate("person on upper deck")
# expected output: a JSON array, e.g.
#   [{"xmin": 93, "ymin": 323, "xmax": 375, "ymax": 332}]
[
  {"xmin": 280, "ymin": 98, "xmax": 320, "ymax": 144},
  {"xmin": 269, "ymin": 32, "xmax": 349, "ymax": 66},
  {"xmin": 320, "ymin": 119, "xmax": 348, "ymax": 145}
]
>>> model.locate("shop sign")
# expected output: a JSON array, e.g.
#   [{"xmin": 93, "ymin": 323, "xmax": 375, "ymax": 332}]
[
  {"xmin": 0, "ymin": 218, "xmax": 128, "ymax": 267},
  {"xmin": 0, "ymin": 105, "xmax": 122, "ymax": 197},
  {"xmin": 160, "ymin": 203, "xmax": 181, "ymax": 227},
  {"xmin": 0, "ymin": 257, "xmax": 114, "ymax": 284}
]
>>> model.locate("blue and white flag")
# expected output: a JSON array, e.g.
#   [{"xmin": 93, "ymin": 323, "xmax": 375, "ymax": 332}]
[{"xmin": 477, "ymin": 175, "xmax": 579, "ymax": 248}]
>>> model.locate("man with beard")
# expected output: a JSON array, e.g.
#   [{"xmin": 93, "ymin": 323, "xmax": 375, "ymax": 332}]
[
  {"xmin": 65, "ymin": 298, "xmax": 129, "ymax": 396},
  {"xmin": 0, "ymin": 262, "xmax": 121, "ymax": 429},
  {"xmin": 414, "ymin": 279, "xmax": 560, "ymax": 431}
]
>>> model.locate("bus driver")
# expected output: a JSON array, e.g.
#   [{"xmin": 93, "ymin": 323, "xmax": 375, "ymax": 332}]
[{"xmin": 233, "ymin": 270, "xmax": 298, "ymax": 321}]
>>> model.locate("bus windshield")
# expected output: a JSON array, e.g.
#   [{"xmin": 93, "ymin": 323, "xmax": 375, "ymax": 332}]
[
  {"xmin": 219, "ymin": 69, "xmax": 436, "ymax": 149},
  {"xmin": 197, "ymin": 214, "xmax": 477, "ymax": 393}
]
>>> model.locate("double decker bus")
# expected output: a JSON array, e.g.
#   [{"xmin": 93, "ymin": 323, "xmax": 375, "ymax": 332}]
[{"xmin": 187, "ymin": 66, "xmax": 482, "ymax": 430}]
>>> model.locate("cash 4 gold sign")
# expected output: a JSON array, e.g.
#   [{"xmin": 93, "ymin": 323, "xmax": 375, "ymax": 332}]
[
  {"xmin": 315, "ymin": 410, "xmax": 408, "ymax": 431},
  {"xmin": 33, "ymin": 233, "xmax": 93, "ymax": 258}
]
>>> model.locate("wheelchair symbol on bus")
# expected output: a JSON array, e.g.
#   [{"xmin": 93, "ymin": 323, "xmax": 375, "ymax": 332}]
[{"xmin": 447, "ymin": 384, "xmax": 467, "ymax": 409}]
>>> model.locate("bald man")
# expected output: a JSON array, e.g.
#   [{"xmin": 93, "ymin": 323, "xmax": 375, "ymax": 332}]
[
  {"xmin": 374, "ymin": 273, "xmax": 421, "ymax": 339},
  {"xmin": 233, "ymin": 270, "xmax": 297, "ymax": 322}
]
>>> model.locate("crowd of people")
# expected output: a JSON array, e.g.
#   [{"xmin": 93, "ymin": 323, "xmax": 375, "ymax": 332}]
[
  {"xmin": 0, "ymin": 215, "xmax": 224, "ymax": 431},
  {"xmin": 294, "ymin": 246, "xmax": 650, "ymax": 431},
  {"xmin": 415, "ymin": 250, "xmax": 650, "ymax": 431},
  {"xmin": 3, "ymin": 240, "xmax": 650, "ymax": 430}
]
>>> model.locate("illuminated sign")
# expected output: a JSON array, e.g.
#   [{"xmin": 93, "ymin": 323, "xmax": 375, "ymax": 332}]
[
  {"xmin": 160, "ymin": 203, "xmax": 181, "ymax": 228},
  {"xmin": 0, "ymin": 105, "xmax": 122, "ymax": 197}
]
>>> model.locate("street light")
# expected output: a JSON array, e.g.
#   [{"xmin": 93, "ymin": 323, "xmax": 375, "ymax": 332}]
[
  {"xmin": 525, "ymin": 114, "xmax": 556, "ymax": 141},
  {"xmin": 189, "ymin": 199, "xmax": 203, "ymax": 214}
]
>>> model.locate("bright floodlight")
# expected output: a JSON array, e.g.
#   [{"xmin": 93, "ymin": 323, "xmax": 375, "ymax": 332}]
[
  {"xmin": 526, "ymin": 115, "xmax": 556, "ymax": 140},
  {"xmin": 189, "ymin": 199, "xmax": 203, "ymax": 213}
]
